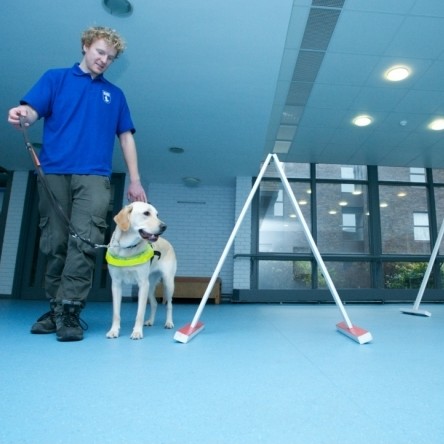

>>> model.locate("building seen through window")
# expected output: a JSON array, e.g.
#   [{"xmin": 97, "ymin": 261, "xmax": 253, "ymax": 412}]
[{"xmin": 253, "ymin": 162, "xmax": 444, "ymax": 297}]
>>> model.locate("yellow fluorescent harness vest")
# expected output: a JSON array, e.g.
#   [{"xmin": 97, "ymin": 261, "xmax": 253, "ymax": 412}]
[{"xmin": 105, "ymin": 243, "xmax": 154, "ymax": 267}]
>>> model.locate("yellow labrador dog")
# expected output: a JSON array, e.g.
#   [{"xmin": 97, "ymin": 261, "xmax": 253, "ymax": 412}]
[{"xmin": 106, "ymin": 202, "xmax": 176, "ymax": 339}]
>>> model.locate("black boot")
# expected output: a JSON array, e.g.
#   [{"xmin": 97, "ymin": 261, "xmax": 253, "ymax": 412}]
[
  {"xmin": 31, "ymin": 300, "xmax": 57, "ymax": 334},
  {"xmin": 56, "ymin": 301, "xmax": 88, "ymax": 342}
]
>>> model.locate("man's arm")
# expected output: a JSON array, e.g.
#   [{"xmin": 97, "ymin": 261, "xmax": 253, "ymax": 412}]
[{"xmin": 119, "ymin": 130, "xmax": 147, "ymax": 202}]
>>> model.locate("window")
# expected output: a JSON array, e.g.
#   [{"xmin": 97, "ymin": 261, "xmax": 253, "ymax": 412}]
[
  {"xmin": 274, "ymin": 190, "xmax": 283, "ymax": 216},
  {"xmin": 250, "ymin": 162, "xmax": 442, "ymax": 301},
  {"xmin": 410, "ymin": 168, "xmax": 426, "ymax": 183},
  {"xmin": 342, "ymin": 213, "xmax": 357, "ymax": 233},
  {"xmin": 413, "ymin": 212, "xmax": 429, "ymax": 241},
  {"xmin": 317, "ymin": 164, "xmax": 367, "ymax": 180},
  {"xmin": 433, "ymin": 186, "xmax": 444, "ymax": 254},
  {"xmin": 258, "ymin": 181, "xmax": 311, "ymax": 254},
  {"xmin": 341, "ymin": 166, "xmax": 355, "ymax": 193},
  {"xmin": 379, "ymin": 166, "xmax": 425, "ymax": 182},
  {"xmin": 379, "ymin": 185, "xmax": 430, "ymax": 254},
  {"xmin": 264, "ymin": 161, "xmax": 310, "ymax": 179},
  {"xmin": 317, "ymin": 183, "xmax": 369, "ymax": 253}
]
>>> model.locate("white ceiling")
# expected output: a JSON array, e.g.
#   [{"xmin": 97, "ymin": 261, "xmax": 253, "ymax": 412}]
[{"xmin": 2, "ymin": 0, "xmax": 444, "ymax": 186}]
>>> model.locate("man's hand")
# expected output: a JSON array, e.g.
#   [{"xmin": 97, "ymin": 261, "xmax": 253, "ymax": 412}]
[
  {"xmin": 7, "ymin": 105, "xmax": 37, "ymax": 129},
  {"xmin": 127, "ymin": 179, "xmax": 147, "ymax": 202}
]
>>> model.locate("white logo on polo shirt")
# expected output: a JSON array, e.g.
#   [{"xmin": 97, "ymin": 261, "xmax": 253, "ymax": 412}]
[{"xmin": 102, "ymin": 90, "xmax": 111, "ymax": 104}]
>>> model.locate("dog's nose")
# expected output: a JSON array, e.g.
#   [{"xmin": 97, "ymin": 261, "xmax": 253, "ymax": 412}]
[{"xmin": 160, "ymin": 223, "xmax": 167, "ymax": 232}]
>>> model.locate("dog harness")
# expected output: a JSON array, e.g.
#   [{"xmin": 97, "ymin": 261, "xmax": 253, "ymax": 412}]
[{"xmin": 106, "ymin": 243, "xmax": 155, "ymax": 267}]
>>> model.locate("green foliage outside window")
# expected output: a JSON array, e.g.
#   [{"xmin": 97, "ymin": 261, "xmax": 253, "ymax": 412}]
[{"xmin": 384, "ymin": 262, "xmax": 432, "ymax": 289}]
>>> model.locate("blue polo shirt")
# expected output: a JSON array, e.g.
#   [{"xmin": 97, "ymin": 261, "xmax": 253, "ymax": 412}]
[{"xmin": 20, "ymin": 63, "xmax": 135, "ymax": 177}]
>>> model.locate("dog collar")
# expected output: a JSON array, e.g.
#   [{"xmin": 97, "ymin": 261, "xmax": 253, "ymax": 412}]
[{"xmin": 106, "ymin": 243, "xmax": 155, "ymax": 267}]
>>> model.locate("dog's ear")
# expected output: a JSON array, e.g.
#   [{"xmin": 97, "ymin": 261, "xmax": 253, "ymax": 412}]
[{"xmin": 114, "ymin": 204, "xmax": 133, "ymax": 231}]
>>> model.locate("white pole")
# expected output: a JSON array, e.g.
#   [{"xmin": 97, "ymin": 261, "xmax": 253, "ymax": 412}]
[
  {"xmin": 411, "ymin": 217, "xmax": 444, "ymax": 310},
  {"xmin": 189, "ymin": 154, "xmax": 274, "ymax": 328},
  {"xmin": 272, "ymin": 154, "xmax": 354, "ymax": 328}
]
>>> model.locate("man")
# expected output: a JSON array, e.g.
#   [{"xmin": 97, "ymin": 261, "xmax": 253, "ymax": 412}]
[{"xmin": 7, "ymin": 26, "xmax": 147, "ymax": 342}]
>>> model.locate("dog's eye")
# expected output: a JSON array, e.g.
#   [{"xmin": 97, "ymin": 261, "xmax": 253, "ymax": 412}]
[{"xmin": 144, "ymin": 211, "xmax": 150, "ymax": 216}]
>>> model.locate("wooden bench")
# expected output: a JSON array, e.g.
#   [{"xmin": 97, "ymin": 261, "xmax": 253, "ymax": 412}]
[{"xmin": 155, "ymin": 276, "xmax": 221, "ymax": 304}]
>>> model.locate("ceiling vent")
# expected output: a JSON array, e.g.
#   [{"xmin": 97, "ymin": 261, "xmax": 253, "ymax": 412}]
[
  {"xmin": 273, "ymin": 1, "xmax": 344, "ymax": 155},
  {"xmin": 301, "ymin": 7, "xmax": 341, "ymax": 51}
]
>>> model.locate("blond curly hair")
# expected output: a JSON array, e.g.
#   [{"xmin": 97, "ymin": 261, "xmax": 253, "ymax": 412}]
[{"xmin": 81, "ymin": 26, "xmax": 126, "ymax": 58}]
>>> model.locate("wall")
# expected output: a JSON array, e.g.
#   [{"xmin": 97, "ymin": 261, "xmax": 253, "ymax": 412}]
[
  {"xmin": 0, "ymin": 173, "xmax": 240, "ymax": 299},
  {"xmin": 144, "ymin": 182, "xmax": 236, "ymax": 296}
]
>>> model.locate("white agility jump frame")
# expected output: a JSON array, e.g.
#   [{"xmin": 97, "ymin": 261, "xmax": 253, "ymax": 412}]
[
  {"xmin": 174, "ymin": 154, "xmax": 372, "ymax": 344},
  {"xmin": 400, "ymin": 218, "xmax": 444, "ymax": 317}
]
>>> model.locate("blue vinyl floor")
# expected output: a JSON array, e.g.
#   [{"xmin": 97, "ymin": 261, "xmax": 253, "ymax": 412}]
[{"xmin": 0, "ymin": 298, "xmax": 443, "ymax": 444}]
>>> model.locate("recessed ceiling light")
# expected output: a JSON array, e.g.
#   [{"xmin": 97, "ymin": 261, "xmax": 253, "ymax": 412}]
[
  {"xmin": 352, "ymin": 115, "xmax": 373, "ymax": 127},
  {"xmin": 385, "ymin": 66, "xmax": 410, "ymax": 82},
  {"xmin": 428, "ymin": 118, "xmax": 444, "ymax": 131}
]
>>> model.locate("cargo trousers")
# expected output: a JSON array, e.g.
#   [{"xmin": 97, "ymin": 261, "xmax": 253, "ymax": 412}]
[{"xmin": 37, "ymin": 174, "xmax": 111, "ymax": 311}]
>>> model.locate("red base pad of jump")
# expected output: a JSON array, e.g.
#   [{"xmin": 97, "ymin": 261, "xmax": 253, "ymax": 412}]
[
  {"xmin": 336, "ymin": 322, "xmax": 372, "ymax": 344},
  {"xmin": 174, "ymin": 322, "xmax": 205, "ymax": 344}
]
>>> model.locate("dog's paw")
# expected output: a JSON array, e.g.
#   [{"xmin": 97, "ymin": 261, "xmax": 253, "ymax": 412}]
[
  {"xmin": 106, "ymin": 329, "xmax": 120, "ymax": 339},
  {"xmin": 130, "ymin": 329, "xmax": 144, "ymax": 340},
  {"xmin": 144, "ymin": 319, "xmax": 154, "ymax": 327},
  {"xmin": 164, "ymin": 321, "xmax": 174, "ymax": 329}
]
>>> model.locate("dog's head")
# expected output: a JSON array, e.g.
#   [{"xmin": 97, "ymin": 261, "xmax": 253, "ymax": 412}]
[{"xmin": 114, "ymin": 202, "xmax": 166, "ymax": 242}]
